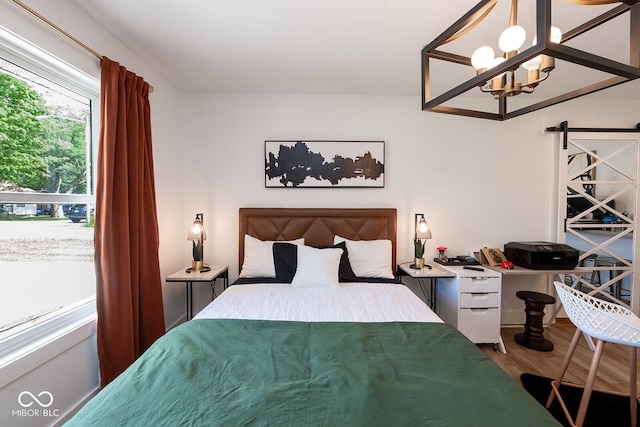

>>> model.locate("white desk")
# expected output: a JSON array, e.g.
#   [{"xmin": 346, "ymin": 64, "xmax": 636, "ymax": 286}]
[
  {"xmin": 485, "ymin": 265, "xmax": 593, "ymax": 323},
  {"xmin": 486, "ymin": 265, "xmax": 591, "ymax": 277},
  {"xmin": 401, "ymin": 263, "xmax": 509, "ymax": 353}
]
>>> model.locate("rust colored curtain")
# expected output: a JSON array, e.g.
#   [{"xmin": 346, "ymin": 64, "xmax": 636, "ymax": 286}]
[{"xmin": 94, "ymin": 57, "xmax": 165, "ymax": 387}]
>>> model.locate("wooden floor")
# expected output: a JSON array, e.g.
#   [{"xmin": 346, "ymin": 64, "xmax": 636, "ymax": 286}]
[{"xmin": 479, "ymin": 319, "xmax": 639, "ymax": 395}]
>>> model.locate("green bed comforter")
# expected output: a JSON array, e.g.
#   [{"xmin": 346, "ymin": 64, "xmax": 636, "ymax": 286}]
[{"xmin": 67, "ymin": 320, "xmax": 559, "ymax": 426}]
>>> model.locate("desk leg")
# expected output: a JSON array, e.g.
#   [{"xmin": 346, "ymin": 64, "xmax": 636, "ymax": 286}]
[
  {"xmin": 209, "ymin": 280, "xmax": 216, "ymax": 301},
  {"xmin": 548, "ymin": 273, "xmax": 581, "ymax": 324},
  {"xmin": 209, "ymin": 272, "xmax": 230, "ymax": 301},
  {"xmin": 498, "ymin": 336, "xmax": 506, "ymax": 354},
  {"xmin": 186, "ymin": 281, "xmax": 193, "ymax": 321},
  {"xmin": 432, "ymin": 278, "xmax": 437, "ymax": 312},
  {"xmin": 417, "ymin": 278, "xmax": 437, "ymax": 311},
  {"xmin": 549, "ymin": 273, "xmax": 596, "ymax": 351},
  {"xmin": 218, "ymin": 270, "xmax": 229, "ymax": 292}
]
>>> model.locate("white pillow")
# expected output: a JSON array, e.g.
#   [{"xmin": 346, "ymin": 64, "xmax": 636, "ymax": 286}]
[
  {"xmin": 239, "ymin": 235, "xmax": 304, "ymax": 278},
  {"xmin": 333, "ymin": 236, "xmax": 394, "ymax": 279},
  {"xmin": 291, "ymin": 245, "xmax": 342, "ymax": 288}
]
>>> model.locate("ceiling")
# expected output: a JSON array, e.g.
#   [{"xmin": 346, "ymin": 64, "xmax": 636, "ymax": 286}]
[{"xmin": 68, "ymin": 0, "xmax": 639, "ymax": 99}]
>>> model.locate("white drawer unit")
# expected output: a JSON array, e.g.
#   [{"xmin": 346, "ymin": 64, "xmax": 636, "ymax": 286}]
[{"xmin": 437, "ymin": 266, "xmax": 506, "ymax": 354}]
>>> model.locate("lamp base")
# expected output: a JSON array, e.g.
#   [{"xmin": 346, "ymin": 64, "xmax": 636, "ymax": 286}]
[{"xmin": 192, "ymin": 260, "xmax": 204, "ymax": 272}]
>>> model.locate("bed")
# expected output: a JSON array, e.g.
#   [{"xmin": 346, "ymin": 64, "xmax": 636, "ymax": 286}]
[{"xmin": 67, "ymin": 208, "xmax": 560, "ymax": 426}]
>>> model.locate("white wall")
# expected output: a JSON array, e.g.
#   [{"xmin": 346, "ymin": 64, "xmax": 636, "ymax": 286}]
[{"xmin": 180, "ymin": 92, "xmax": 640, "ymax": 323}]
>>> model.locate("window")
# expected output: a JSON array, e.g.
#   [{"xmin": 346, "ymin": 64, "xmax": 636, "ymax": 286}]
[{"xmin": 0, "ymin": 29, "xmax": 98, "ymax": 342}]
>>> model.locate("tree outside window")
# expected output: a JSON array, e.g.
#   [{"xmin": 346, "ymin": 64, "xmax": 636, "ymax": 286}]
[{"xmin": 0, "ymin": 55, "xmax": 96, "ymax": 337}]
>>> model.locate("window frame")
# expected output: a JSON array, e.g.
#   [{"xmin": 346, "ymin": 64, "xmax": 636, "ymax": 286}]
[
  {"xmin": 0, "ymin": 26, "xmax": 99, "ymax": 207},
  {"xmin": 0, "ymin": 27, "xmax": 99, "ymax": 359},
  {"xmin": 0, "ymin": 299, "xmax": 96, "ymax": 389}
]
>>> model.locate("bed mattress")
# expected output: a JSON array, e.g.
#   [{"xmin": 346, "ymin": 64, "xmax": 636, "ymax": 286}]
[{"xmin": 195, "ymin": 282, "xmax": 442, "ymax": 323}]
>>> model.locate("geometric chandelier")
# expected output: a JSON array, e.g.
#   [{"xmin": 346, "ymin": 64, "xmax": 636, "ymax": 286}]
[{"xmin": 421, "ymin": 0, "xmax": 640, "ymax": 120}]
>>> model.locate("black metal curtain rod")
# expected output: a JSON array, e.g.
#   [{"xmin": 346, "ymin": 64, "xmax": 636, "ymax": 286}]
[{"xmin": 546, "ymin": 121, "xmax": 640, "ymax": 149}]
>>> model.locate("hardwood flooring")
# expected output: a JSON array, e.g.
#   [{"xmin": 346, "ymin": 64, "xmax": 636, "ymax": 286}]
[{"xmin": 479, "ymin": 319, "xmax": 638, "ymax": 395}]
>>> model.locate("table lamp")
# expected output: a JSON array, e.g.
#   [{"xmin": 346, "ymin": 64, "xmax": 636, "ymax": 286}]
[
  {"xmin": 413, "ymin": 213, "xmax": 432, "ymax": 269},
  {"xmin": 187, "ymin": 213, "xmax": 207, "ymax": 272}
]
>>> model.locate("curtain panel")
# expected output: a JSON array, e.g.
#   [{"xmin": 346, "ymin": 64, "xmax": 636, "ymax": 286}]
[{"xmin": 95, "ymin": 57, "xmax": 165, "ymax": 387}]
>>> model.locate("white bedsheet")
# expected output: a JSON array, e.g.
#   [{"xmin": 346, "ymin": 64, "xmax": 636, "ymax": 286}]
[{"xmin": 194, "ymin": 282, "xmax": 442, "ymax": 323}]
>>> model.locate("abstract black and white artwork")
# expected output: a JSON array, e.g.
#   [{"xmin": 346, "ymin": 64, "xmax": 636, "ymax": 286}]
[{"xmin": 265, "ymin": 140, "xmax": 385, "ymax": 188}]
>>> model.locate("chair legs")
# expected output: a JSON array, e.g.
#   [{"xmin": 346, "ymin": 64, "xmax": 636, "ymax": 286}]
[
  {"xmin": 631, "ymin": 347, "xmax": 637, "ymax": 427},
  {"xmin": 546, "ymin": 328, "xmax": 606, "ymax": 427},
  {"xmin": 546, "ymin": 328, "xmax": 582, "ymax": 423},
  {"xmin": 547, "ymin": 329, "xmax": 639, "ymax": 427},
  {"xmin": 575, "ymin": 339, "xmax": 605, "ymax": 426}
]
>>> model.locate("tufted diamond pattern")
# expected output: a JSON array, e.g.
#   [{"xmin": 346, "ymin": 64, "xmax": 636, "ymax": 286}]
[{"xmin": 239, "ymin": 208, "xmax": 397, "ymax": 272}]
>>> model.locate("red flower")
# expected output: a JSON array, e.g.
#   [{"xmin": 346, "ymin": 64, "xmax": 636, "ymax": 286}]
[{"xmin": 436, "ymin": 246, "xmax": 447, "ymax": 251}]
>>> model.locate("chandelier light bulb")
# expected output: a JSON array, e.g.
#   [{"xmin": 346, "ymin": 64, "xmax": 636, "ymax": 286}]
[
  {"xmin": 471, "ymin": 46, "xmax": 495, "ymax": 70},
  {"xmin": 490, "ymin": 57, "xmax": 507, "ymax": 78},
  {"xmin": 521, "ymin": 55, "xmax": 542, "ymax": 71},
  {"xmin": 532, "ymin": 25, "xmax": 562, "ymax": 46},
  {"xmin": 499, "ymin": 25, "xmax": 526, "ymax": 53},
  {"xmin": 550, "ymin": 26, "xmax": 562, "ymax": 44}
]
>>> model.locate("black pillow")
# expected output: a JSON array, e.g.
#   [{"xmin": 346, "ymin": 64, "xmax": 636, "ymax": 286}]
[
  {"xmin": 274, "ymin": 241, "xmax": 358, "ymax": 283},
  {"xmin": 272, "ymin": 242, "xmax": 298, "ymax": 282},
  {"xmin": 315, "ymin": 241, "xmax": 357, "ymax": 282}
]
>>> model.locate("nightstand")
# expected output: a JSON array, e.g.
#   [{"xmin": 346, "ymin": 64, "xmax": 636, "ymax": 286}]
[
  {"xmin": 166, "ymin": 265, "xmax": 229, "ymax": 320},
  {"xmin": 397, "ymin": 262, "xmax": 455, "ymax": 310}
]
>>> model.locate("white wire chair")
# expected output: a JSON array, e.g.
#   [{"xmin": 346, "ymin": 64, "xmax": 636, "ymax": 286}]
[{"xmin": 547, "ymin": 281, "xmax": 640, "ymax": 427}]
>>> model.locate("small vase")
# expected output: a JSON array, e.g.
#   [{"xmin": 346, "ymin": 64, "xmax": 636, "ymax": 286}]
[
  {"xmin": 414, "ymin": 257, "xmax": 425, "ymax": 269},
  {"xmin": 438, "ymin": 250, "xmax": 446, "ymax": 261},
  {"xmin": 192, "ymin": 260, "xmax": 204, "ymax": 272}
]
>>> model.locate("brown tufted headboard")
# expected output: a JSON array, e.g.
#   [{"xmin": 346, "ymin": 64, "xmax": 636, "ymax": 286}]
[{"xmin": 238, "ymin": 208, "xmax": 397, "ymax": 272}]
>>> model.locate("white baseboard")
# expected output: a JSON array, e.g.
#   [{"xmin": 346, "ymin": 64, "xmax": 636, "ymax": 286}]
[
  {"xmin": 166, "ymin": 314, "xmax": 187, "ymax": 332},
  {"xmin": 53, "ymin": 387, "xmax": 99, "ymax": 426}
]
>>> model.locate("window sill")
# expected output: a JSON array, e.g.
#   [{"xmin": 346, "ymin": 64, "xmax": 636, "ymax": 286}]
[{"xmin": 0, "ymin": 300, "xmax": 97, "ymax": 389}]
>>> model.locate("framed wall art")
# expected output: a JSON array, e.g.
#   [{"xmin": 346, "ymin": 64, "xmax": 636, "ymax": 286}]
[{"xmin": 265, "ymin": 140, "xmax": 385, "ymax": 188}]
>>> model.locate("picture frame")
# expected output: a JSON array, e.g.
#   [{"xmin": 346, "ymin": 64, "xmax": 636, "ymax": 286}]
[
  {"xmin": 480, "ymin": 247, "xmax": 508, "ymax": 267},
  {"xmin": 265, "ymin": 140, "xmax": 385, "ymax": 188}
]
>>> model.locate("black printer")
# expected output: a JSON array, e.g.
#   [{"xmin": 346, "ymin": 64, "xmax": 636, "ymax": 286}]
[{"xmin": 504, "ymin": 241, "xmax": 579, "ymax": 270}]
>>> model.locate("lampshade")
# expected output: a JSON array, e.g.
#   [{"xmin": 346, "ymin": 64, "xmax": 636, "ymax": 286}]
[
  {"xmin": 187, "ymin": 213, "xmax": 207, "ymax": 241},
  {"xmin": 415, "ymin": 214, "xmax": 432, "ymax": 240}
]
